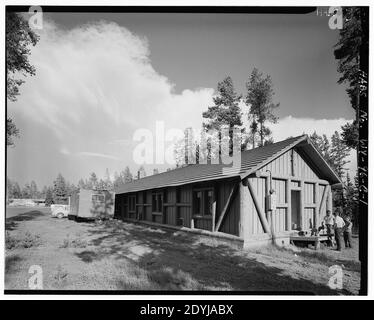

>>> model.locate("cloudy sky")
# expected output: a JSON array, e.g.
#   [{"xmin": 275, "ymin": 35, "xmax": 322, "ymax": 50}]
[{"xmin": 7, "ymin": 11, "xmax": 356, "ymax": 187}]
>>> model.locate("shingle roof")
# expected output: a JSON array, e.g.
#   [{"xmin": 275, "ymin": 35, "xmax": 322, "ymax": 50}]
[{"xmin": 115, "ymin": 134, "xmax": 341, "ymax": 194}]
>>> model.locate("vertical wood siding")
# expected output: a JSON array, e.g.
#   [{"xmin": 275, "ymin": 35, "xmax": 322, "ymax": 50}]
[
  {"xmin": 304, "ymin": 183, "xmax": 315, "ymax": 205},
  {"xmin": 179, "ymin": 185, "xmax": 192, "ymax": 228},
  {"xmin": 262, "ymin": 149, "xmax": 320, "ymax": 180},
  {"xmin": 273, "ymin": 208, "xmax": 287, "ymax": 233},
  {"xmin": 273, "ymin": 179, "xmax": 286, "ymax": 203},
  {"xmin": 304, "ymin": 208, "xmax": 315, "ymax": 229}
]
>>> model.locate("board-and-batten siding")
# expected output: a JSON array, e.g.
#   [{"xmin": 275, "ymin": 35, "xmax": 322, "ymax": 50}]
[
  {"xmin": 262, "ymin": 149, "xmax": 319, "ymax": 180},
  {"xmin": 244, "ymin": 176, "xmax": 287, "ymax": 235},
  {"xmin": 115, "ymin": 146, "xmax": 332, "ymax": 238}
]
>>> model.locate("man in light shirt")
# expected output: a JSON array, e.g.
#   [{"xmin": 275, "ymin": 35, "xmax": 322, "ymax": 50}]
[
  {"xmin": 323, "ymin": 210, "xmax": 335, "ymax": 246},
  {"xmin": 333, "ymin": 210, "xmax": 345, "ymax": 251}
]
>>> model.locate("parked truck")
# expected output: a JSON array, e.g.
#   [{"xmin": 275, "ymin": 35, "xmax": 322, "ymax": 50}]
[{"xmin": 51, "ymin": 203, "xmax": 70, "ymax": 219}]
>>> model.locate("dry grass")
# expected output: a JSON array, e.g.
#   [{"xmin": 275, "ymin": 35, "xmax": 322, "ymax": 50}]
[{"xmin": 5, "ymin": 208, "xmax": 361, "ymax": 294}]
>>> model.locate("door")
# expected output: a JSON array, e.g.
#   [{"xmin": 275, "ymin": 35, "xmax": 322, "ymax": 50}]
[{"xmin": 291, "ymin": 190, "xmax": 300, "ymax": 230}]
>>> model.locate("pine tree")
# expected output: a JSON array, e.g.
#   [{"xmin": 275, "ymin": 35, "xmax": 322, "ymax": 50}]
[
  {"xmin": 113, "ymin": 171, "xmax": 121, "ymax": 190},
  {"xmin": 22, "ymin": 183, "xmax": 32, "ymax": 198},
  {"xmin": 12, "ymin": 182, "xmax": 21, "ymax": 198},
  {"xmin": 30, "ymin": 180, "xmax": 38, "ymax": 198},
  {"xmin": 245, "ymin": 68, "xmax": 279, "ymax": 147},
  {"xmin": 310, "ymin": 132, "xmax": 332, "ymax": 165},
  {"xmin": 330, "ymin": 131, "xmax": 351, "ymax": 179},
  {"xmin": 45, "ymin": 187, "xmax": 54, "ymax": 206},
  {"xmin": 345, "ymin": 172, "xmax": 358, "ymax": 220},
  {"xmin": 78, "ymin": 178, "xmax": 86, "ymax": 189},
  {"xmin": 6, "ymin": 12, "xmax": 39, "ymax": 146},
  {"xmin": 53, "ymin": 173, "xmax": 67, "ymax": 202},
  {"xmin": 203, "ymin": 76, "xmax": 242, "ymax": 157},
  {"xmin": 121, "ymin": 166, "xmax": 133, "ymax": 184},
  {"xmin": 87, "ymin": 172, "xmax": 98, "ymax": 189}
]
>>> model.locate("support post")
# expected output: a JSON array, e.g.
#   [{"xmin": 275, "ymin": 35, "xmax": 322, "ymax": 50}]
[
  {"xmin": 286, "ymin": 178, "xmax": 292, "ymax": 231},
  {"xmin": 265, "ymin": 175, "xmax": 271, "ymax": 227},
  {"xmin": 300, "ymin": 180, "xmax": 304, "ymax": 230},
  {"xmin": 212, "ymin": 184, "xmax": 217, "ymax": 232},
  {"xmin": 314, "ymin": 182, "xmax": 319, "ymax": 228},
  {"xmin": 239, "ymin": 180, "xmax": 251, "ymax": 240},
  {"xmin": 212, "ymin": 201, "xmax": 216, "ymax": 232},
  {"xmin": 327, "ymin": 185, "xmax": 333, "ymax": 213}
]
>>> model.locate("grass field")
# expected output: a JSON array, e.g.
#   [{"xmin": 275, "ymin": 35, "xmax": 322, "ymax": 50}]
[{"xmin": 5, "ymin": 207, "xmax": 361, "ymax": 294}]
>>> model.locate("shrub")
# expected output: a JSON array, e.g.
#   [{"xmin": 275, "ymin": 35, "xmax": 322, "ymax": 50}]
[
  {"xmin": 6, "ymin": 231, "xmax": 41, "ymax": 249},
  {"xmin": 60, "ymin": 236, "xmax": 87, "ymax": 249}
]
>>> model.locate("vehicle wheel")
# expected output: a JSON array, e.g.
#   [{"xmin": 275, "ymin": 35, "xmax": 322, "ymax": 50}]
[{"xmin": 56, "ymin": 212, "xmax": 64, "ymax": 219}]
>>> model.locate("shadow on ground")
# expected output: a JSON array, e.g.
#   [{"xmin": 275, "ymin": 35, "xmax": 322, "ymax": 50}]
[
  {"xmin": 6, "ymin": 210, "xmax": 46, "ymax": 231},
  {"xmin": 5, "ymin": 255, "xmax": 23, "ymax": 274},
  {"xmin": 77, "ymin": 220, "xmax": 345, "ymax": 294}
]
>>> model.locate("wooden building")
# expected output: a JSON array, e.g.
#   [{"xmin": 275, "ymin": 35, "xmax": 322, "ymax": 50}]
[
  {"xmin": 70, "ymin": 188, "xmax": 115, "ymax": 220},
  {"xmin": 115, "ymin": 135, "xmax": 341, "ymax": 247}
]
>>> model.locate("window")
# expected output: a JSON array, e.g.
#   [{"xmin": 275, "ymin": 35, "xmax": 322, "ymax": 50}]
[
  {"xmin": 92, "ymin": 194, "xmax": 105, "ymax": 203},
  {"xmin": 193, "ymin": 188, "xmax": 214, "ymax": 216},
  {"xmin": 128, "ymin": 195, "xmax": 136, "ymax": 212},
  {"xmin": 152, "ymin": 192, "xmax": 163, "ymax": 213}
]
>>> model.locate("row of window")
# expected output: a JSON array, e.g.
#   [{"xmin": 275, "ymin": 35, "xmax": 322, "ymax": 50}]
[{"xmin": 126, "ymin": 189, "xmax": 214, "ymax": 216}]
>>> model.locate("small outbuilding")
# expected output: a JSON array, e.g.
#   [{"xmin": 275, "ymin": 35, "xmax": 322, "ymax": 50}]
[
  {"xmin": 69, "ymin": 188, "xmax": 115, "ymax": 220},
  {"xmin": 114, "ymin": 135, "xmax": 341, "ymax": 247}
]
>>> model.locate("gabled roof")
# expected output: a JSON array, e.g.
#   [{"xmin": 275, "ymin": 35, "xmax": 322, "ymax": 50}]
[{"xmin": 115, "ymin": 134, "xmax": 341, "ymax": 194}]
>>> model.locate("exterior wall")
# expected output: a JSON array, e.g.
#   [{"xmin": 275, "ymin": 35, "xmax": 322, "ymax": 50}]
[
  {"xmin": 245, "ymin": 147, "xmax": 331, "ymax": 235},
  {"xmin": 116, "ymin": 178, "xmax": 241, "ymax": 236},
  {"xmin": 216, "ymin": 179, "xmax": 240, "ymax": 236},
  {"xmin": 115, "ymin": 147, "xmax": 334, "ymax": 241}
]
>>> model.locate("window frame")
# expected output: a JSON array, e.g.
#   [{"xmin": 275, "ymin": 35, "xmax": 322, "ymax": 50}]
[
  {"xmin": 192, "ymin": 187, "xmax": 214, "ymax": 218},
  {"xmin": 151, "ymin": 191, "xmax": 164, "ymax": 214},
  {"xmin": 92, "ymin": 194, "xmax": 105, "ymax": 203}
]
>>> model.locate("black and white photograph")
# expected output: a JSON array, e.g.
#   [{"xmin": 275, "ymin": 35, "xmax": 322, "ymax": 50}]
[{"xmin": 3, "ymin": 3, "xmax": 370, "ymax": 298}]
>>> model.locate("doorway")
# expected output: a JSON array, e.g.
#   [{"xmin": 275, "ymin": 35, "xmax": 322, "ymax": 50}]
[{"xmin": 291, "ymin": 190, "xmax": 301, "ymax": 230}]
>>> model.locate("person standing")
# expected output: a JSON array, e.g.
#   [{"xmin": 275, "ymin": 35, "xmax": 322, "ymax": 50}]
[
  {"xmin": 323, "ymin": 210, "xmax": 335, "ymax": 246},
  {"xmin": 344, "ymin": 216, "xmax": 353, "ymax": 248},
  {"xmin": 333, "ymin": 210, "xmax": 345, "ymax": 251}
]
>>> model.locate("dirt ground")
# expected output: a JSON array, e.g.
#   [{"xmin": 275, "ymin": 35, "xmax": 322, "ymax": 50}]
[{"xmin": 5, "ymin": 208, "xmax": 361, "ymax": 294}]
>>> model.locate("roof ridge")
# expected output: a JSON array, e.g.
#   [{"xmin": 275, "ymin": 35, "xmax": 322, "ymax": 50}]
[{"xmin": 115, "ymin": 134, "xmax": 309, "ymax": 193}]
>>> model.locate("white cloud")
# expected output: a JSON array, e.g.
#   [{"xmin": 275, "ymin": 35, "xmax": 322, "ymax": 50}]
[
  {"xmin": 269, "ymin": 115, "xmax": 353, "ymax": 141},
  {"xmin": 9, "ymin": 20, "xmax": 214, "ymax": 182},
  {"xmin": 12, "ymin": 20, "xmax": 213, "ymax": 143}
]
